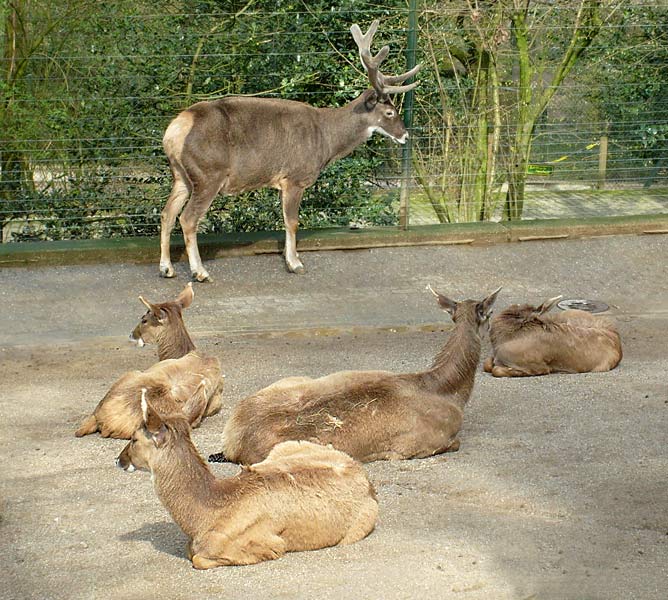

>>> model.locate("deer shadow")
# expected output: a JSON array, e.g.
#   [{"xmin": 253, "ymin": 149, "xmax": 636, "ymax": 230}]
[{"xmin": 118, "ymin": 520, "xmax": 187, "ymax": 560}]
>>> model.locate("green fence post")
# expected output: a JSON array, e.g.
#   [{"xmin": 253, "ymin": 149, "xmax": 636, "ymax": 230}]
[{"xmin": 399, "ymin": 0, "xmax": 418, "ymax": 230}]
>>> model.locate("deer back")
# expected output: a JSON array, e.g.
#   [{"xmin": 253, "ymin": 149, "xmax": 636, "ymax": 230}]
[{"xmin": 490, "ymin": 306, "xmax": 622, "ymax": 373}]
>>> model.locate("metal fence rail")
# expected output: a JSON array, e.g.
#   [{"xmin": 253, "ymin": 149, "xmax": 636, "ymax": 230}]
[{"xmin": 1, "ymin": 2, "xmax": 667, "ymax": 243}]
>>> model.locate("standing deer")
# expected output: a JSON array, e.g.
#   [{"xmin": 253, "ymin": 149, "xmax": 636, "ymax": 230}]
[
  {"xmin": 75, "ymin": 283, "xmax": 223, "ymax": 439},
  {"xmin": 208, "ymin": 287, "xmax": 500, "ymax": 465},
  {"xmin": 116, "ymin": 392, "xmax": 378, "ymax": 569},
  {"xmin": 159, "ymin": 20, "xmax": 420, "ymax": 281},
  {"xmin": 483, "ymin": 296, "xmax": 623, "ymax": 377}
]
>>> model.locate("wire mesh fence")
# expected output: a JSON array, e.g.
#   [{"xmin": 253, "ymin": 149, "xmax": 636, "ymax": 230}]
[{"xmin": 1, "ymin": 1, "xmax": 667, "ymax": 243}]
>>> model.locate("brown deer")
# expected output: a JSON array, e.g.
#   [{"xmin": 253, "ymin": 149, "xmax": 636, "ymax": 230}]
[
  {"xmin": 209, "ymin": 287, "xmax": 500, "ymax": 465},
  {"xmin": 75, "ymin": 283, "xmax": 223, "ymax": 439},
  {"xmin": 483, "ymin": 296, "xmax": 623, "ymax": 377},
  {"xmin": 159, "ymin": 19, "xmax": 420, "ymax": 281},
  {"xmin": 116, "ymin": 392, "xmax": 378, "ymax": 570}
]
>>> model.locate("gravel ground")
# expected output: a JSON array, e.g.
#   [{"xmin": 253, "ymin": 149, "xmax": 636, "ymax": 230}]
[{"xmin": 1, "ymin": 235, "xmax": 667, "ymax": 600}]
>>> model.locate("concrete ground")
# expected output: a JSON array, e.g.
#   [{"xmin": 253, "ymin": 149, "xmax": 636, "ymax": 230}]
[{"xmin": 1, "ymin": 234, "xmax": 667, "ymax": 600}]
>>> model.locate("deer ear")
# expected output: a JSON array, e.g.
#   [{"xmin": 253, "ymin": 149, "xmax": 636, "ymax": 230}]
[
  {"xmin": 152, "ymin": 424, "xmax": 169, "ymax": 448},
  {"xmin": 480, "ymin": 287, "xmax": 502, "ymax": 318},
  {"xmin": 141, "ymin": 389, "xmax": 163, "ymax": 431},
  {"xmin": 175, "ymin": 282, "xmax": 194, "ymax": 309},
  {"xmin": 437, "ymin": 294, "xmax": 458, "ymax": 316},
  {"xmin": 139, "ymin": 295, "xmax": 166, "ymax": 320},
  {"xmin": 538, "ymin": 295, "xmax": 562, "ymax": 315},
  {"xmin": 426, "ymin": 284, "xmax": 457, "ymax": 316},
  {"xmin": 139, "ymin": 295, "xmax": 155, "ymax": 312},
  {"xmin": 364, "ymin": 89, "xmax": 379, "ymax": 109}
]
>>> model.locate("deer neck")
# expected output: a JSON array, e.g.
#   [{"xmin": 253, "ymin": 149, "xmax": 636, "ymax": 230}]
[
  {"xmin": 420, "ymin": 313, "xmax": 482, "ymax": 407},
  {"xmin": 151, "ymin": 439, "xmax": 220, "ymax": 539},
  {"xmin": 318, "ymin": 94, "xmax": 376, "ymax": 165},
  {"xmin": 155, "ymin": 322, "xmax": 196, "ymax": 361}
]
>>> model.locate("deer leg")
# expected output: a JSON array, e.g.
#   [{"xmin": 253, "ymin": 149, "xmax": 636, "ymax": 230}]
[
  {"xmin": 183, "ymin": 379, "xmax": 210, "ymax": 428},
  {"xmin": 446, "ymin": 437, "xmax": 461, "ymax": 452},
  {"xmin": 192, "ymin": 524, "xmax": 286, "ymax": 567},
  {"xmin": 179, "ymin": 180, "xmax": 220, "ymax": 283},
  {"xmin": 160, "ymin": 167, "xmax": 191, "ymax": 279},
  {"xmin": 204, "ymin": 378, "xmax": 224, "ymax": 417},
  {"xmin": 280, "ymin": 181, "xmax": 305, "ymax": 274},
  {"xmin": 491, "ymin": 364, "xmax": 533, "ymax": 377}
]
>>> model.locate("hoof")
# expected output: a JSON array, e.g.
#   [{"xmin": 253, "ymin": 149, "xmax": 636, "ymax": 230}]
[
  {"xmin": 446, "ymin": 438, "xmax": 461, "ymax": 453},
  {"xmin": 160, "ymin": 266, "xmax": 175, "ymax": 278},
  {"xmin": 192, "ymin": 272, "xmax": 212, "ymax": 283},
  {"xmin": 286, "ymin": 262, "xmax": 305, "ymax": 275},
  {"xmin": 208, "ymin": 452, "xmax": 227, "ymax": 463},
  {"xmin": 192, "ymin": 554, "xmax": 219, "ymax": 570}
]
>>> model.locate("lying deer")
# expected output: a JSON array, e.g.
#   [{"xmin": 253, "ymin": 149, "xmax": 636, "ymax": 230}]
[
  {"xmin": 117, "ymin": 392, "xmax": 378, "ymax": 569},
  {"xmin": 159, "ymin": 19, "xmax": 420, "ymax": 281},
  {"xmin": 483, "ymin": 296, "xmax": 623, "ymax": 377},
  {"xmin": 209, "ymin": 287, "xmax": 500, "ymax": 465},
  {"xmin": 75, "ymin": 283, "xmax": 223, "ymax": 439}
]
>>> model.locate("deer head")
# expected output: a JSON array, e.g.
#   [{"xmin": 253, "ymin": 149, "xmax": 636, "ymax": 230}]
[
  {"xmin": 497, "ymin": 295, "xmax": 564, "ymax": 324},
  {"xmin": 350, "ymin": 20, "xmax": 421, "ymax": 144},
  {"xmin": 116, "ymin": 389, "xmax": 171, "ymax": 472},
  {"xmin": 427, "ymin": 285, "xmax": 502, "ymax": 328},
  {"xmin": 130, "ymin": 283, "xmax": 195, "ymax": 350}
]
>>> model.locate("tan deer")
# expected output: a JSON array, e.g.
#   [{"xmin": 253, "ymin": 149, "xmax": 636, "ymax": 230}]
[
  {"xmin": 208, "ymin": 287, "xmax": 501, "ymax": 465},
  {"xmin": 159, "ymin": 19, "xmax": 420, "ymax": 281},
  {"xmin": 483, "ymin": 296, "xmax": 623, "ymax": 377},
  {"xmin": 116, "ymin": 392, "xmax": 378, "ymax": 570},
  {"xmin": 75, "ymin": 283, "xmax": 223, "ymax": 439}
]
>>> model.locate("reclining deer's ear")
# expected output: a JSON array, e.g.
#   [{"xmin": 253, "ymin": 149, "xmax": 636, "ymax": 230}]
[
  {"xmin": 538, "ymin": 295, "xmax": 562, "ymax": 315},
  {"xmin": 139, "ymin": 296, "xmax": 167, "ymax": 323},
  {"xmin": 479, "ymin": 287, "xmax": 502, "ymax": 320},
  {"xmin": 139, "ymin": 296, "xmax": 159, "ymax": 313},
  {"xmin": 152, "ymin": 424, "xmax": 169, "ymax": 448},
  {"xmin": 140, "ymin": 388, "xmax": 164, "ymax": 432},
  {"xmin": 427, "ymin": 284, "xmax": 457, "ymax": 316},
  {"xmin": 141, "ymin": 388, "xmax": 150, "ymax": 424},
  {"xmin": 175, "ymin": 282, "xmax": 194, "ymax": 310}
]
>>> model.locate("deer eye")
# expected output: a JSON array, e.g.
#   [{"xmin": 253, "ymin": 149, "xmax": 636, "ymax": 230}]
[{"xmin": 385, "ymin": 109, "xmax": 395, "ymax": 118}]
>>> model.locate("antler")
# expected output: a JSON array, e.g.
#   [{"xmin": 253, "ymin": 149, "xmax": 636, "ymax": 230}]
[{"xmin": 350, "ymin": 20, "xmax": 421, "ymax": 99}]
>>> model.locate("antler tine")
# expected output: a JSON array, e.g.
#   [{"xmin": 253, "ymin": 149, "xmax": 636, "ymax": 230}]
[
  {"xmin": 381, "ymin": 61, "xmax": 422, "ymax": 95},
  {"xmin": 350, "ymin": 20, "xmax": 421, "ymax": 98},
  {"xmin": 383, "ymin": 79, "xmax": 420, "ymax": 95},
  {"xmin": 351, "ymin": 20, "xmax": 389, "ymax": 97},
  {"xmin": 383, "ymin": 64, "xmax": 421, "ymax": 85},
  {"xmin": 350, "ymin": 20, "xmax": 380, "ymax": 59}
]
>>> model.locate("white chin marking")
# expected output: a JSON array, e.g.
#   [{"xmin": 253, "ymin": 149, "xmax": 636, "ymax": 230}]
[
  {"xmin": 126, "ymin": 464, "xmax": 136, "ymax": 473},
  {"xmin": 367, "ymin": 126, "xmax": 407, "ymax": 144},
  {"xmin": 129, "ymin": 334, "xmax": 144, "ymax": 347}
]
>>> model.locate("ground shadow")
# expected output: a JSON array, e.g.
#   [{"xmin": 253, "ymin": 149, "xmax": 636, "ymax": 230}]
[{"xmin": 118, "ymin": 521, "xmax": 187, "ymax": 560}]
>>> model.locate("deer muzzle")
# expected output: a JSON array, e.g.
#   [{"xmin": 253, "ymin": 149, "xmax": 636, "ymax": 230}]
[{"xmin": 129, "ymin": 324, "xmax": 145, "ymax": 347}]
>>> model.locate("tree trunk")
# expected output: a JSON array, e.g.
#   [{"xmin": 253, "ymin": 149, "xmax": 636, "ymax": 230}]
[{"xmin": 503, "ymin": 0, "xmax": 603, "ymax": 221}]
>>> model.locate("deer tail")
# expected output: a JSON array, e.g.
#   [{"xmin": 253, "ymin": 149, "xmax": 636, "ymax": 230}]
[{"xmin": 75, "ymin": 414, "xmax": 98, "ymax": 437}]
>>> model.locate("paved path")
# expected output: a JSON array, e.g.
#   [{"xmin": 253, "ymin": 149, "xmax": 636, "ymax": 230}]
[{"xmin": 410, "ymin": 186, "xmax": 668, "ymax": 224}]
